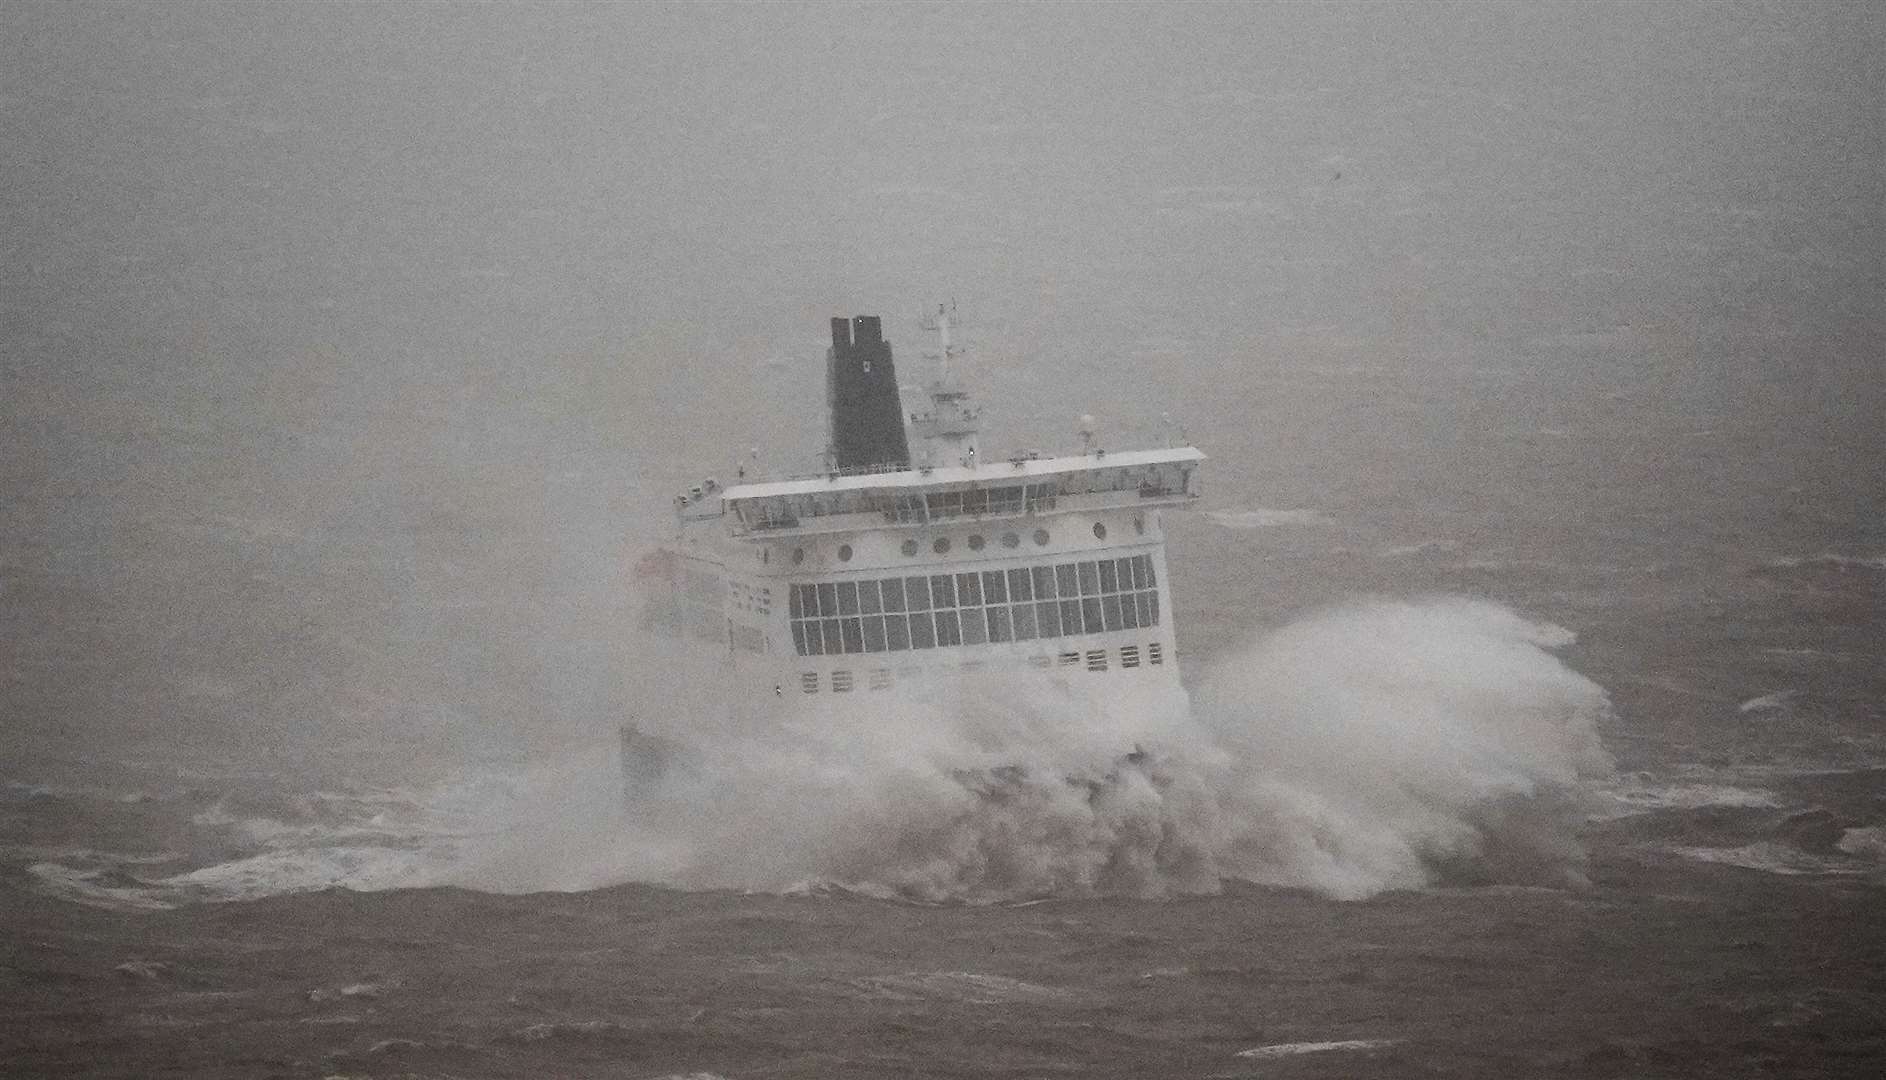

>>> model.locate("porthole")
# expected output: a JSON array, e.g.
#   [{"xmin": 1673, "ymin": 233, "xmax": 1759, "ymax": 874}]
[
  {"xmin": 933, "ymin": 537, "xmax": 952, "ymax": 554},
  {"xmin": 901, "ymin": 539, "xmax": 918, "ymax": 557},
  {"xmin": 1033, "ymin": 528, "xmax": 1050, "ymax": 546},
  {"xmin": 792, "ymin": 547, "xmax": 805, "ymax": 565},
  {"xmin": 967, "ymin": 534, "xmax": 985, "ymax": 551},
  {"xmin": 1001, "ymin": 532, "xmax": 1020, "ymax": 549},
  {"xmin": 837, "ymin": 543, "xmax": 853, "ymax": 562},
  {"xmin": 1093, "ymin": 522, "xmax": 1107, "ymax": 540}
]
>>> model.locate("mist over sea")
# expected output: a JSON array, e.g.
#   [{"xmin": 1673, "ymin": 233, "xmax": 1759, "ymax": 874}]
[{"xmin": 3, "ymin": 2, "xmax": 1882, "ymax": 1076}]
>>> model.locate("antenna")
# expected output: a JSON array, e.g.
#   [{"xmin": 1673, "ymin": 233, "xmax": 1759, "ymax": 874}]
[{"xmin": 917, "ymin": 300, "xmax": 963, "ymax": 384}]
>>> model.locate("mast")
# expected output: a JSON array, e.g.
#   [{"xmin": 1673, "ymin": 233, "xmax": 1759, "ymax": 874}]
[{"xmin": 910, "ymin": 301, "xmax": 982, "ymax": 468}]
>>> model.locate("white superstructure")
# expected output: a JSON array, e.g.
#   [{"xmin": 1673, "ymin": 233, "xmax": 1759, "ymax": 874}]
[{"xmin": 634, "ymin": 311, "xmax": 1202, "ymax": 725}]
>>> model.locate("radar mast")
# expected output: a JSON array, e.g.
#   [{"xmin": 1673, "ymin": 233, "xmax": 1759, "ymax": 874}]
[{"xmin": 910, "ymin": 301, "xmax": 982, "ymax": 468}]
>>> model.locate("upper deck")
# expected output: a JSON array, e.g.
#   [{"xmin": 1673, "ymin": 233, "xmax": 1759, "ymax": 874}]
[{"xmin": 711, "ymin": 446, "xmax": 1203, "ymax": 539}]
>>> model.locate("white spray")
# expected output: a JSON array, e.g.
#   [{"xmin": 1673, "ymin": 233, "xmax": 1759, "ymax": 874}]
[{"xmin": 445, "ymin": 595, "xmax": 1615, "ymax": 901}]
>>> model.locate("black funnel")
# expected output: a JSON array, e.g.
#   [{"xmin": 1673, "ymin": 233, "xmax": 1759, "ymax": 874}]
[{"xmin": 826, "ymin": 315, "xmax": 911, "ymax": 471}]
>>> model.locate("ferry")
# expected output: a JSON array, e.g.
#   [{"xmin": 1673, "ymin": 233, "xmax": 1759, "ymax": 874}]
[{"xmin": 626, "ymin": 307, "xmax": 1202, "ymax": 778}]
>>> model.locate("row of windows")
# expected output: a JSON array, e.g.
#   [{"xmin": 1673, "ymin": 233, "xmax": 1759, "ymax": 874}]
[
  {"xmin": 791, "ymin": 517, "xmax": 1138, "ymax": 565},
  {"xmin": 886, "ymin": 483, "xmax": 1059, "ymax": 523},
  {"xmin": 737, "ymin": 461, "xmax": 1193, "ymax": 529},
  {"xmin": 795, "ymin": 642, "xmax": 1166, "ymax": 693},
  {"xmin": 788, "ymin": 556, "xmax": 1159, "ymax": 657}
]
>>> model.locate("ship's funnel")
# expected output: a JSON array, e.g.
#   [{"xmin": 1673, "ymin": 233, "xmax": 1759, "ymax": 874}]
[{"xmin": 826, "ymin": 315, "xmax": 911, "ymax": 472}]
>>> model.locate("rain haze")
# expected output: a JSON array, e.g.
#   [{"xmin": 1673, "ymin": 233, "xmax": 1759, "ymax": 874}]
[{"xmin": 2, "ymin": 2, "xmax": 1883, "ymax": 1077}]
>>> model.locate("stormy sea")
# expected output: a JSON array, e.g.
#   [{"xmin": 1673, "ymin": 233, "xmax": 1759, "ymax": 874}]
[
  {"xmin": 7, "ymin": 516, "xmax": 1883, "ymax": 1077},
  {"xmin": 5, "ymin": 2, "xmax": 1883, "ymax": 1077}
]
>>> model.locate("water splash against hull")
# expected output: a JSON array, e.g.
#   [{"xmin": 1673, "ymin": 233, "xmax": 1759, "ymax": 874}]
[{"xmin": 454, "ymin": 596, "xmax": 1616, "ymax": 901}]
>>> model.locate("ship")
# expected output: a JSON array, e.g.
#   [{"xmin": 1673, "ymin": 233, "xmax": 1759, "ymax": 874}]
[{"xmin": 625, "ymin": 306, "xmax": 1203, "ymax": 785}]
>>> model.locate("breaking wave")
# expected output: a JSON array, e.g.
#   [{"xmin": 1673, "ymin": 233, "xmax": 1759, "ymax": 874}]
[
  {"xmin": 451, "ymin": 596, "xmax": 1615, "ymax": 902},
  {"xmin": 20, "ymin": 598, "xmax": 1618, "ymax": 906}
]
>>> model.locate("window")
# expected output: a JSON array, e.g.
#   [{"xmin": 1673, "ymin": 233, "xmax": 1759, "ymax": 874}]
[
  {"xmin": 1035, "ymin": 600, "xmax": 1060, "ymax": 637},
  {"xmin": 1007, "ymin": 567, "xmax": 1031, "ymax": 602},
  {"xmin": 1057, "ymin": 598, "xmax": 1080, "ymax": 636},
  {"xmin": 934, "ymin": 609, "xmax": 961, "ymax": 646},
  {"xmin": 910, "ymin": 611, "xmax": 936, "ymax": 649},
  {"xmin": 891, "ymin": 495, "xmax": 926, "ymax": 524},
  {"xmin": 957, "ymin": 572, "xmax": 982, "ymax": 607},
  {"xmin": 1032, "ymin": 565, "xmax": 1056, "ymax": 599},
  {"xmin": 926, "ymin": 490, "xmax": 963, "ymax": 519},
  {"xmin": 1011, "ymin": 602, "xmax": 1036, "ymax": 641},
  {"xmin": 960, "ymin": 605, "xmax": 987, "ymax": 645},
  {"xmin": 987, "ymin": 605, "xmax": 1012, "ymax": 643}
]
